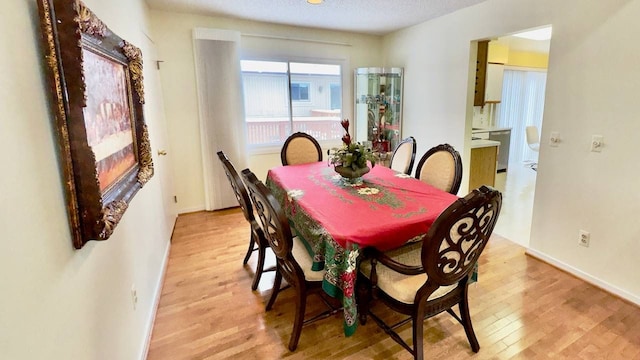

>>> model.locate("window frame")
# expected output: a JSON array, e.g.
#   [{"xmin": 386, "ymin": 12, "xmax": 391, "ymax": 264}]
[{"xmin": 241, "ymin": 58, "xmax": 347, "ymax": 154}]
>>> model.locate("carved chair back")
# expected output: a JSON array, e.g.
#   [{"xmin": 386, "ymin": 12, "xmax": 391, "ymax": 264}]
[
  {"xmin": 241, "ymin": 169, "xmax": 303, "ymax": 286},
  {"xmin": 217, "ymin": 151, "xmax": 253, "ymax": 222},
  {"xmin": 415, "ymin": 143, "xmax": 463, "ymax": 194},
  {"xmin": 421, "ymin": 185, "xmax": 502, "ymax": 293}
]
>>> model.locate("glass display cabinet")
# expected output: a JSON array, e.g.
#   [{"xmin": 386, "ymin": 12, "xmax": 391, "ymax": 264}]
[{"xmin": 354, "ymin": 67, "xmax": 403, "ymax": 154}]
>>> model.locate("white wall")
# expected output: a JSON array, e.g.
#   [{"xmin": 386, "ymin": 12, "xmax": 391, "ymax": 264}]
[
  {"xmin": 0, "ymin": 0, "xmax": 174, "ymax": 359},
  {"xmin": 383, "ymin": 0, "xmax": 640, "ymax": 303},
  {"xmin": 149, "ymin": 10, "xmax": 382, "ymax": 210}
]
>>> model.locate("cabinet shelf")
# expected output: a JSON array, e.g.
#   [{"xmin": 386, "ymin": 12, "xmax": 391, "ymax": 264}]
[{"xmin": 354, "ymin": 67, "xmax": 404, "ymax": 153}]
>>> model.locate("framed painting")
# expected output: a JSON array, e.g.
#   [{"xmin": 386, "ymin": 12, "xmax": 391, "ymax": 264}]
[{"xmin": 37, "ymin": 0, "xmax": 154, "ymax": 248}]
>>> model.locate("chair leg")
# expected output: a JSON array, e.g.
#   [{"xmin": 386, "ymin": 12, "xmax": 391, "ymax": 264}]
[
  {"xmin": 266, "ymin": 265, "xmax": 282, "ymax": 311},
  {"xmin": 356, "ymin": 276, "xmax": 371, "ymax": 325},
  {"xmin": 251, "ymin": 233, "xmax": 266, "ymax": 291},
  {"xmin": 412, "ymin": 306, "xmax": 426, "ymax": 360},
  {"xmin": 288, "ymin": 286, "xmax": 306, "ymax": 352},
  {"xmin": 243, "ymin": 229, "xmax": 255, "ymax": 265},
  {"xmin": 459, "ymin": 294, "xmax": 480, "ymax": 352}
]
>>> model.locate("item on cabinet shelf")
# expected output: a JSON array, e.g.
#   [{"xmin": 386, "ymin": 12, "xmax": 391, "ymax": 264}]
[
  {"xmin": 373, "ymin": 138, "xmax": 389, "ymax": 153},
  {"xmin": 374, "ymin": 151, "xmax": 392, "ymax": 168},
  {"xmin": 355, "ymin": 67, "xmax": 403, "ymax": 152}
]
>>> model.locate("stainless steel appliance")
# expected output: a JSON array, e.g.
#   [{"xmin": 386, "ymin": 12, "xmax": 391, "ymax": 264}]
[{"xmin": 488, "ymin": 130, "xmax": 511, "ymax": 172}]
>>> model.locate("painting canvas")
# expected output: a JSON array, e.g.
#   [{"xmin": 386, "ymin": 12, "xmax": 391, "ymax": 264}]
[
  {"xmin": 38, "ymin": 0, "xmax": 154, "ymax": 248},
  {"xmin": 82, "ymin": 49, "xmax": 137, "ymax": 193}
]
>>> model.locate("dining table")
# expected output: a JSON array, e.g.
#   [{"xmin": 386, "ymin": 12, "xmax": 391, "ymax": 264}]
[{"xmin": 265, "ymin": 161, "xmax": 458, "ymax": 336}]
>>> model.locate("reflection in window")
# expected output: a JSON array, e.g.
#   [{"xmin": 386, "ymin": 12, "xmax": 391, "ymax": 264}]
[{"xmin": 291, "ymin": 83, "xmax": 310, "ymax": 101}]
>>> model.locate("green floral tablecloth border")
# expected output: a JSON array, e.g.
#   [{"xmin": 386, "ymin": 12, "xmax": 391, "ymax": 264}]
[{"xmin": 266, "ymin": 176, "xmax": 360, "ymax": 336}]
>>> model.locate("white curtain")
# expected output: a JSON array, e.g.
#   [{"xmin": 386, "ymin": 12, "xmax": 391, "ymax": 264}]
[
  {"xmin": 193, "ymin": 28, "xmax": 248, "ymax": 210},
  {"xmin": 496, "ymin": 68, "xmax": 547, "ymax": 164}
]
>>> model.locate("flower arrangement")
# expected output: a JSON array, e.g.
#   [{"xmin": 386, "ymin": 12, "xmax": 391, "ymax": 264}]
[{"xmin": 329, "ymin": 119, "xmax": 376, "ymax": 175}]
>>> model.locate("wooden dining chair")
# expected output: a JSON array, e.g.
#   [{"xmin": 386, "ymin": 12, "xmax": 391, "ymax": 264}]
[
  {"xmin": 280, "ymin": 132, "xmax": 323, "ymax": 166},
  {"xmin": 389, "ymin": 136, "xmax": 417, "ymax": 175},
  {"xmin": 217, "ymin": 151, "xmax": 272, "ymax": 290},
  {"xmin": 358, "ymin": 185, "xmax": 502, "ymax": 360},
  {"xmin": 241, "ymin": 169, "xmax": 341, "ymax": 351},
  {"xmin": 414, "ymin": 143, "xmax": 463, "ymax": 194}
]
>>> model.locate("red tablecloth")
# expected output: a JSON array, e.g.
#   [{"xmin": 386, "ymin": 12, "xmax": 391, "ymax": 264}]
[
  {"xmin": 266, "ymin": 162, "xmax": 458, "ymax": 336},
  {"xmin": 267, "ymin": 163, "xmax": 457, "ymax": 250}
]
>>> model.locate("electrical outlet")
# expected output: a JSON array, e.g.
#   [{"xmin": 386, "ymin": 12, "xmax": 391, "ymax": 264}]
[
  {"xmin": 131, "ymin": 284, "xmax": 138, "ymax": 310},
  {"xmin": 578, "ymin": 230, "xmax": 590, "ymax": 247},
  {"xmin": 591, "ymin": 135, "xmax": 603, "ymax": 152}
]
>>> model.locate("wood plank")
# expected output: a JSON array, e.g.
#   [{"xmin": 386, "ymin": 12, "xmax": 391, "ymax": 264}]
[{"xmin": 147, "ymin": 209, "xmax": 640, "ymax": 359}]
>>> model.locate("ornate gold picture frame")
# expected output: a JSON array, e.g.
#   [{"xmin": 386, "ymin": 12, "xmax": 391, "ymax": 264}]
[{"xmin": 38, "ymin": 0, "xmax": 153, "ymax": 248}]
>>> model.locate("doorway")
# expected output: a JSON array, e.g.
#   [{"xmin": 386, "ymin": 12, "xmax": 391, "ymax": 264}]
[{"xmin": 470, "ymin": 26, "xmax": 552, "ymax": 247}]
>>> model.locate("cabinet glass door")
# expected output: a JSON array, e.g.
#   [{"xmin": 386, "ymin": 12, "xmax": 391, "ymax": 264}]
[{"xmin": 354, "ymin": 67, "xmax": 403, "ymax": 153}]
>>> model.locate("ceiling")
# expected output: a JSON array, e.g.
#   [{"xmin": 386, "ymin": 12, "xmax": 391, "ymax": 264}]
[{"xmin": 144, "ymin": 0, "xmax": 489, "ymax": 36}]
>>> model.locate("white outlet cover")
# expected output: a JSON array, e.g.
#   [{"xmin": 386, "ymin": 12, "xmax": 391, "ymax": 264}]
[{"xmin": 578, "ymin": 230, "xmax": 590, "ymax": 247}]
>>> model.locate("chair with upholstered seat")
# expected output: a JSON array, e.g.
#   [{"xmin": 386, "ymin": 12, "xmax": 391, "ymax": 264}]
[
  {"xmin": 414, "ymin": 143, "xmax": 462, "ymax": 194},
  {"xmin": 217, "ymin": 151, "xmax": 272, "ymax": 290},
  {"xmin": 358, "ymin": 185, "xmax": 502, "ymax": 360},
  {"xmin": 280, "ymin": 132, "xmax": 323, "ymax": 166},
  {"xmin": 389, "ymin": 136, "xmax": 417, "ymax": 175},
  {"xmin": 526, "ymin": 126, "xmax": 540, "ymax": 152},
  {"xmin": 525, "ymin": 126, "xmax": 540, "ymax": 171},
  {"xmin": 241, "ymin": 169, "xmax": 340, "ymax": 351}
]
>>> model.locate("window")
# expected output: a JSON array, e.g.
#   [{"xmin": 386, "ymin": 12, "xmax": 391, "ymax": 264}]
[
  {"xmin": 291, "ymin": 83, "xmax": 310, "ymax": 101},
  {"xmin": 241, "ymin": 60, "xmax": 342, "ymax": 147}
]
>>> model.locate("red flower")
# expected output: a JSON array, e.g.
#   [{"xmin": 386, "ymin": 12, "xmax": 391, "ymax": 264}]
[
  {"xmin": 342, "ymin": 133, "xmax": 351, "ymax": 146},
  {"xmin": 341, "ymin": 118, "xmax": 350, "ymax": 132}
]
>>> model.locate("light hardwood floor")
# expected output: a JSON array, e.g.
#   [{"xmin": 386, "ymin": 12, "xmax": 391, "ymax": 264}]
[{"xmin": 147, "ymin": 209, "xmax": 640, "ymax": 360}]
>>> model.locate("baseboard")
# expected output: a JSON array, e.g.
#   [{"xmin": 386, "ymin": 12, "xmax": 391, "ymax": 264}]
[
  {"xmin": 178, "ymin": 205, "xmax": 206, "ymax": 214},
  {"xmin": 140, "ymin": 240, "xmax": 172, "ymax": 360},
  {"xmin": 525, "ymin": 248, "xmax": 640, "ymax": 306}
]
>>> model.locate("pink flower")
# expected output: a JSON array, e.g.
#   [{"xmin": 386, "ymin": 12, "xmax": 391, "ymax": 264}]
[{"xmin": 342, "ymin": 133, "xmax": 351, "ymax": 145}]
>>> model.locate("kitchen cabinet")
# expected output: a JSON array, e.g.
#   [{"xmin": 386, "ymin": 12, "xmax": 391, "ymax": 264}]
[
  {"xmin": 354, "ymin": 67, "xmax": 403, "ymax": 152},
  {"xmin": 485, "ymin": 63, "xmax": 504, "ymax": 102},
  {"xmin": 469, "ymin": 140, "xmax": 499, "ymax": 191},
  {"xmin": 473, "ymin": 41, "xmax": 489, "ymax": 106},
  {"xmin": 474, "ymin": 40, "xmax": 505, "ymax": 105}
]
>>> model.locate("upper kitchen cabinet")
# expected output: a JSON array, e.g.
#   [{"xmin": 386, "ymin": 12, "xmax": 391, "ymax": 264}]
[
  {"xmin": 485, "ymin": 63, "xmax": 504, "ymax": 102},
  {"xmin": 354, "ymin": 67, "xmax": 403, "ymax": 153},
  {"xmin": 474, "ymin": 40, "xmax": 506, "ymax": 106}
]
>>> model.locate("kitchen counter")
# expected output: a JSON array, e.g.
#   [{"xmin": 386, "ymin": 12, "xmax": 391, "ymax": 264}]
[
  {"xmin": 472, "ymin": 126, "xmax": 512, "ymax": 134},
  {"xmin": 471, "ymin": 139, "xmax": 500, "ymax": 149},
  {"xmin": 469, "ymin": 139, "xmax": 499, "ymax": 191}
]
